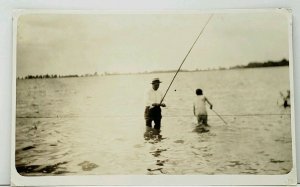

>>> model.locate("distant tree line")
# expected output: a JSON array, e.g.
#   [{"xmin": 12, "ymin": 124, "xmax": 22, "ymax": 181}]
[
  {"xmin": 18, "ymin": 72, "xmax": 98, "ymax": 80},
  {"xmin": 141, "ymin": 59, "xmax": 289, "ymax": 74},
  {"xmin": 230, "ymin": 58, "xmax": 289, "ymax": 69},
  {"xmin": 17, "ymin": 59, "xmax": 289, "ymax": 80}
]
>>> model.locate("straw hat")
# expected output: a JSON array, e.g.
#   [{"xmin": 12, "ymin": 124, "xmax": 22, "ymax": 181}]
[{"xmin": 151, "ymin": 78, "xmax": 162, "ymax": 84}]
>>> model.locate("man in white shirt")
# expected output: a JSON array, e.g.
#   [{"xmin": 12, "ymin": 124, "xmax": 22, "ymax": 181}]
[{"xmin": 144, "ymin": 78, "xmax": 166, "ymax": 130}]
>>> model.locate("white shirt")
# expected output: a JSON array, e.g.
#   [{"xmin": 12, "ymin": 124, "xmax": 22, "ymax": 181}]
[
  {"xmin": 145, "ymin": 88, "xmax": 163, "ymax": 107},
  {"xmin": 194, "ymin": 95, "xmax": 207, "ymax": 115}
]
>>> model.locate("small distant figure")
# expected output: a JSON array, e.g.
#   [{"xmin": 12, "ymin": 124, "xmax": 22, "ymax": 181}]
[
  {"xmin": 193, "ymin": 89, "xmax": 213, "ymax": 132},
  {"xmin": 280, "ymin": 90, "xmax": 290, "ymax": 108}
]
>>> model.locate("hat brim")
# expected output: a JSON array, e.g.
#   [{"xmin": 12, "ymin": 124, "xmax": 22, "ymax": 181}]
[{"xmin": 151, "ymin": 81, "xmax": 162, "ymax": 84}]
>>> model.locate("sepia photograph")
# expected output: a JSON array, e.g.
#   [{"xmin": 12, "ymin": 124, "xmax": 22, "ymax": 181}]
[{"xmin": 12, "ymin": 9, "xmax": 296, "ymax": 185}]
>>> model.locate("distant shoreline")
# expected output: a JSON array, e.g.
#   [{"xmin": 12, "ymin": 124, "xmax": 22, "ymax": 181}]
[
  {"xmin": 17, "ymin": 59, "xmax": 289, "ymax": 80},
  {"xmin": 229, "ymin": 59, "xmax": 288, "ymax": 70}
]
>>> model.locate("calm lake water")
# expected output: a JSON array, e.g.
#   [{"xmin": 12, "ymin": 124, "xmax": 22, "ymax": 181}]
[{"xmin": 15, "ymin": 67, "xmax": 292, "ymax": 175}]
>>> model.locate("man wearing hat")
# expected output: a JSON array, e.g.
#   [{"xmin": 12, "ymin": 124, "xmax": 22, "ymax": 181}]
[{"xmin": 144, "ymin": 78, "xmax": 166, "ymax": 130}]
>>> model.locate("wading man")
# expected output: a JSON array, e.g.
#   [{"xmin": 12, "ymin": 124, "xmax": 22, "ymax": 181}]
[{"xmin": 144, "ymin": 78, "xmax": 166, "ymax": 131}]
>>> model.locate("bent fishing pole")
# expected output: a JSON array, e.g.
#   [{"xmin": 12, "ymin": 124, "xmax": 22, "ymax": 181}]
[{"xmin": 160, "ymin": 14, "xmax": 213, "ymax": 105}]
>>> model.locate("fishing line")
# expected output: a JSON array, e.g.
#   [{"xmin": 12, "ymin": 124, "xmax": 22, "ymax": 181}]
[
  {"xmin": 169, "ymin": 73, "xmax": 292, "ymax": 124},
  {"xmin": 16, "ymin": 113, "xmax": 291, "ymax": 119},
  {"xmin": 160, "ymin": 14, "xmax": 214, "ymax": 105}
]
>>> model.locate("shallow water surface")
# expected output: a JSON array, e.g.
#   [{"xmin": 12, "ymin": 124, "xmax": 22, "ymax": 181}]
[{"xmin": 15, "ymin": 67, "xmax": 292, "ymax": 175}]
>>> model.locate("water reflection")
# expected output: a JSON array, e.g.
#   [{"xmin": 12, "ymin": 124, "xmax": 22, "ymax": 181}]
[
  {"xmin": 144, "ymin": 126, "xmax": 168, "ymax": 174},
  {"xmin": 16, "ymin": 161, "xmax": 69, "ymax": 175},
  {"xmin": 143, "ymin": 126, "xmax": 164, "ymax": 143},
  {"xmin": 193, "ymin": 124, "xmax": 210, "ymax": 134}
]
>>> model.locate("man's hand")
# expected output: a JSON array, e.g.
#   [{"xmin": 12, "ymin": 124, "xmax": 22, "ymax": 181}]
[{"xmin": 152, "ymin": 103, "xmax": 166, "ymax": 107}]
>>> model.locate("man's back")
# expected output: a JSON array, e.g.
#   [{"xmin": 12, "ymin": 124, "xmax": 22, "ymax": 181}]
[{"xmin": 194, "ymin": 95, "xmax": 207, "ymax": 115}]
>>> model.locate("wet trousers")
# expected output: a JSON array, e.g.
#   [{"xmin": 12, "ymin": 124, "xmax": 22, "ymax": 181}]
[
  {"xmin": 144, "ymin": 106, "xmax": 162, "ymax": 130},
  {"xmin": 197, "ymin": 114, "xmax": 208, "ymax": 125}
]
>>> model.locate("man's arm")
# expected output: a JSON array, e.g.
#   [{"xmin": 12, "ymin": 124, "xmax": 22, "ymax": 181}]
[
  {"xmin": 145, "ymin": 91, "xmax": 151, "ymax": 107},
  {"xmin": 205, "ymin": 97, "xmax": 213, "ymax": 110},
  {"xmin": 193, "ymin": 104, "xmax": 195, "ymax": 116},
  {"xmin": 157, "ymin": 91, "xmax": 166, "ymax": 107}
]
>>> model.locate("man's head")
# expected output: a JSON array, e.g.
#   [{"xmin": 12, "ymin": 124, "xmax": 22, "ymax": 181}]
[
  {"xmin": 196, "ymin": 88, "xmax": 203, "ymax": 95},
  {"xmin": 151, "ymin": 78, "xmax": 162, "ymax": 91}
]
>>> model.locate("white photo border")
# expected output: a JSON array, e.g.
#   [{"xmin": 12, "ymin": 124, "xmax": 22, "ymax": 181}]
[{"xmin": 11, "ymin": 9, "xmax": 297, "ymax": 186}]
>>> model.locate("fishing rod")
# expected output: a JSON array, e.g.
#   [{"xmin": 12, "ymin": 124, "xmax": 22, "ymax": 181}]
[
  {"xmin": 211, "ymin": 109, "xmax": 228, "ymax": 125},
  {"xmin": 157, "ymin": 14, "xmax": 227, "ymax": 126},
  {"xmin": 160, "ymin": 14, "xmax": 213, "ymax": 105}
]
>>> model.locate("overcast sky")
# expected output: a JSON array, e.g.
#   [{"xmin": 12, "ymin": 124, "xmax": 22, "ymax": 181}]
[{"xmin": 16, "ymin": 11, "xmax": 290, "ymax": 77}]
